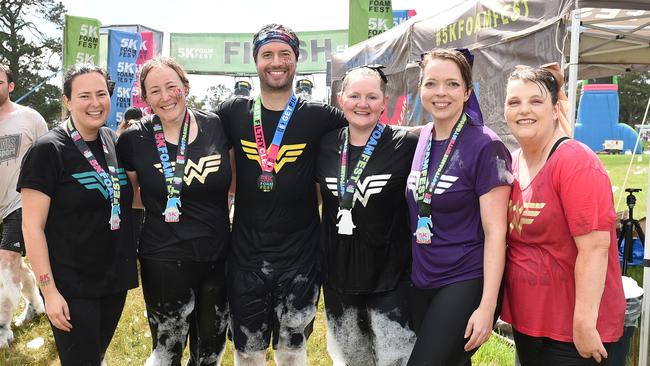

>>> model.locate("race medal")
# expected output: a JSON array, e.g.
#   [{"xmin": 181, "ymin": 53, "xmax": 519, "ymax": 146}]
[
  {"xmin": 163, "ymin": 197, "xmax": 182, "ymax": 223},
  {"xmin": 109, "ymin": 206, "xmax": 121, "ymax": 231},
  {"xmin": 415, "ymin": 215, "xmax": 433, "ymax": 244},
  {"xmin": 336, "ymin": 208, "xmax": 356, "ymax": 235},
  {"xmin": 257, "ymin": 172, "xmax": 276, "ymax": 192}
]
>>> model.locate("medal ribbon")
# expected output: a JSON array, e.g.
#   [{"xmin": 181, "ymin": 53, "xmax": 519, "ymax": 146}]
[
  {"xmin": 416, "ymin": 113, "xmax": 468, "ymax": 217},
  {"xmin": 65, "ymin": 118, "xmax": 121, "ymax": 230},
  {"xmin": 252, "ymin": 94, "xmax": 298, "ymax": 173},
  {"xmin": 152, "ymin": 109, "xmax": 191, "ymax": 210},
  {"xmin": 338, "ymin": 123, "xmax": 385, "ymax": 209}
]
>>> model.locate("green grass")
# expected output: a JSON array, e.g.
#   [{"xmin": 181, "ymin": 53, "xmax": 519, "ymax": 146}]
[{"xmin": 2, "ymin": 154, "xmax": 643, "ymax": 365}]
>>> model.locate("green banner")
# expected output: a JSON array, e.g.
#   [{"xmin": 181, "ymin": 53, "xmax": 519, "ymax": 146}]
[
  {"xmin": 64, "ymin": 15, "xmax": 101, "ymax": 70},
  {"xmin": 170, "ymin": 30, "xmax": 348, "ymax": 75},
  {"xmin": 348, "ymin": 0, "xmax": 394, "ymax": 46}
]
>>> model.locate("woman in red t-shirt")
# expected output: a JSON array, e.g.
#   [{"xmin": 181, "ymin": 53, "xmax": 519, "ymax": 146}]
[{"xmin": 501, "ymin": 65, "xmax": 626, "ymax": 365}]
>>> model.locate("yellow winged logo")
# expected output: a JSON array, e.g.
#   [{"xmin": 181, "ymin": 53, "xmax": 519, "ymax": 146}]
[
  {"xmin": 240, "ymin": 139, "xmax": 306, "ymax": 172},
  {"xmin": 508, "ymin": 199, "xmax": 546, "ymax": 235},
  {"xmin": 153, "ymin": 154, "xmax": 221, "ymax": 185}
]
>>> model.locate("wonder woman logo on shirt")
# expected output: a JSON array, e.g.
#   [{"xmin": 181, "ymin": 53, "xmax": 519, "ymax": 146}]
[
  {"xmin": 240, "ymin": 139, "xmax": 306, "ymax": 172},
  {"xmin": 153, "ymin": 154, "xmax": 222, "ymax": 185},
  {"xmin": 72, "ymin": 168, "xmax": 127, "ymax": 199},
  {"xmin": 325, "ymin": 174, "xmax": 391, "ymax": 207},
  {"xmin": 508, "ymin": 199, "xmax": 546, "ymax": 235}
]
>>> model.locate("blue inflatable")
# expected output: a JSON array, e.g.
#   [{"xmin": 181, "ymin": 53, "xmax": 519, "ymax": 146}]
[{"xmin": 574, "ymin": 84, "xmax": 642, "ymax": 154}]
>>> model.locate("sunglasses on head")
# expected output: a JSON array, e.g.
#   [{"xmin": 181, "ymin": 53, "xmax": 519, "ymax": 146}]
[{"xmin": 347, "ymin": 64, "xmax": 388, "ymax": 85}]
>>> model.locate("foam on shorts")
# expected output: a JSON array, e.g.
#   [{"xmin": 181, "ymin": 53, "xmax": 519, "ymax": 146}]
[
  {"xmin": 144, "ymin": 292, "xmax": 195, "ymax": 366},
  {"xmin": 240, "ymin": 323, "xmax": 268, "ymax": 352},
  {"xmin": 369, "ymin": 308, "xmax": 416, "ymax": 366},
  {"xmin": 261, "ymin": 261, "xmax": 274, "ymax": 276},
  {"xmin": 325, "ymin": 307, "xmax": 373, "ymax": 366},
  {"xmin": 274, "ymin": 282, "xmax": 319, "ymax": 350}
]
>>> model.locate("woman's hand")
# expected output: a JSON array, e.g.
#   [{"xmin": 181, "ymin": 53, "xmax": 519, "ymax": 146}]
[
  {"xmin": 44, "ymin": 290, "xmax": 72, "ymax": 332},
  {"xmin": 574, "ymin": 318, "xmax": 607, "ymax": 362},
  {"xmin": 464, "ymin": 305, "xmax": 494, "ymax": 351}
]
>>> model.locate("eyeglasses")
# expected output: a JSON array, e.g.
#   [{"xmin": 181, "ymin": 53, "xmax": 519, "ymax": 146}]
[{"xmin": 346, "ymin": 64, "xmax": 388, "ymax": 85}]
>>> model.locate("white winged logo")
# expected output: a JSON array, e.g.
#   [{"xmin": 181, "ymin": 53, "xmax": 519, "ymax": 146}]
[
  {"xmin": 407, "ymin": 171, "xmax": 459, "ymax": 196},
  {"xmin": 325, "ymin": 174, "xmax": 391, "ymax": 207}
]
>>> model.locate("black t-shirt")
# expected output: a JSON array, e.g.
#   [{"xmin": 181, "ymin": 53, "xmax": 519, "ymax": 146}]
[
  {"xmin": 316, "ymin": 125, "xmax": 417, "ymax": 294},
  {"xmin": 17, "ymin": 126, "xmax": 138, "ymax": 298},
  {"xmin": 215, "ymin": 96, "xmax": 346, "ymax": 271},
  {"xmin": 117, "ymin": 109, "xmax": 231, "ymax": 261}
]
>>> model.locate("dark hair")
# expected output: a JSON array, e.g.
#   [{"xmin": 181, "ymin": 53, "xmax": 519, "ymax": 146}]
[
  {"xmin": 63, "ymin": 63, "xmax": 110, "ymax": 99},
  {"xmin": 124, "ymin": 106, "xmax": 143, "ymax": 121},
  {"xmin": 0, "ymin": 64, "xmax": 13, "ymax": 84},
  {"xmin": 507, "ymin": 66, "xmax": 559, "ymax": 105},
  {"xmin": 340, "ymin": 65, "xmax": 388, "ymax": 95},
  {"xmin": 419, "ymin": 48, "xmax": 472, "ymax": 90},
  {"xmin": 140, "ymin": 57, "xmax": 190, "ymax": 99}
]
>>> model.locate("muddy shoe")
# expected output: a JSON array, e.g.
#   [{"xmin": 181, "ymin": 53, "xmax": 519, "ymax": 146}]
[{"xmin": 0, "ymin": 325, "xmax": 14, "ymax": 348}]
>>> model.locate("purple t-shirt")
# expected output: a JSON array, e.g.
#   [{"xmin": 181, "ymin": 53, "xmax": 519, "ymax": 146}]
[{"xmin": 406, "ymin": 122, "xmax": 512, "ymax": 289}]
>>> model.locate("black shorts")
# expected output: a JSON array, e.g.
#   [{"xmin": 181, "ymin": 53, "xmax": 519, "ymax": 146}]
[
  {"xmin": 0, "ymin": 209, "xmax": 24, "ymax": 256},
  {"xmin": 227, "ymin": 263, "xmax": 320, "ymax": 353}
]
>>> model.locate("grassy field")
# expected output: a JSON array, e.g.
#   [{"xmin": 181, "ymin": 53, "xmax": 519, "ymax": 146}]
[{"xmin": 1, "ymin": 153, "xmax": 645, "ymax": 366}]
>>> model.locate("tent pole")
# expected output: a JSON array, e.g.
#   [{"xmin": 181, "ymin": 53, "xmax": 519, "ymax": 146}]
[
  {"xmin": 638, "ymin": 96, "xmax": 650, "ymax": 366},
  {"xmin": 567, "ymin": 8, "xmax": 581, "ymax": 137}
]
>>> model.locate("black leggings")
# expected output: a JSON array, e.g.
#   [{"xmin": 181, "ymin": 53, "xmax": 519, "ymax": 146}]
[
  {"xmin": 140, "ymin": 258, "xmax": 228, "ymax": 366},
  {"xmin": 513, "ymin": 330, "xmax": 614, "ymax": 366},
  {"xmin": 51, "ymin": 291, "xmax": 127, "ymax": 366},
  {"xmin": 407, "ymin": 278, "xmax": 494, "ymax": 366}
]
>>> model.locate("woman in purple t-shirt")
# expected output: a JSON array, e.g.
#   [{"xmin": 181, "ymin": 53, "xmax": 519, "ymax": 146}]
[{"xmin": 405, "ymin": 49, "xmax": 513, "ymax": 366}]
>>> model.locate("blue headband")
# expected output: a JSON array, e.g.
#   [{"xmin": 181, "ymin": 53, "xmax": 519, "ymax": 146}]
[{"xmin": 253, "ymin": 24, "xmax": 300, "ymax": 62}]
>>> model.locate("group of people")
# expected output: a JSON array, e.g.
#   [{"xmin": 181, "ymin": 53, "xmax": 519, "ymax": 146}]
[{"xmin": 0, "ymin": 22, "xmax": 626, "ymax": 366}]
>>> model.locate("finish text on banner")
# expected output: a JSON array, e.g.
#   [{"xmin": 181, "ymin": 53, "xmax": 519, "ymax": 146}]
[
  {"xmin": 107, "ymin": 30, "xmax": 142, "ymax": 130},
  {"xmin": 170, "ymin": 30, "xmax": 348, "ymax": 75},
  {"xmin": 348, "ymin": 0, "xmax": 394, "ymax": 45},
  {"xmin": 64, "ymin": 15, "xmax": 101, "ymax": 70}
]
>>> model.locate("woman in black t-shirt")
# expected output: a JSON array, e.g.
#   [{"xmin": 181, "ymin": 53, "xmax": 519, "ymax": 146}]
[
  {"xmin": 316, "ymin": 66, "xmax": 418, "ymax": 365},
  {"xmin": 117, "ymin": 57, "xmax": 232, "ymax": 366},
  {"xmin": 19, "ymin": 64, "xmax": 138, "ymax": 365}
]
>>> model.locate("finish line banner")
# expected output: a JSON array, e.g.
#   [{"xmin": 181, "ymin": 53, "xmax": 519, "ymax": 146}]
[{"xmin": 170, "ymin": 30, "xmax": 348, "ymax": 75}]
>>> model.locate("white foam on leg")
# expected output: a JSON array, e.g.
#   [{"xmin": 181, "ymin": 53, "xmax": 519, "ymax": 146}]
[
  {"xmin": 144, "ymin": 292, "xmax": 195, "ymax": 366},
  {"xmin": 368, "ymin": 308, "xmax": 416, "ymax": 366},
  {"xmin": 325, "ymin": 307, "xmax": 374, "ymax": 366},
  {"xmin": 239, "ymin": 323, "xmax": 268, "ymax": 353},
  {"xmin": 274, "ymin": 346, "xmax": 307, "ymax": 366},
  {"xmin": 0, "ymin": 264, "xmax": 20, "ymax": 333},
  {"xmin": 274, "ymin": 283, "xmax": 319, "ymax": 350},
  {"xmin": 234, "ymin": 349, "xmax": 266, "ymax": 366},
  {"xmin": 19, "ymin": 258, "xmax": 44, "ymax": 314}
]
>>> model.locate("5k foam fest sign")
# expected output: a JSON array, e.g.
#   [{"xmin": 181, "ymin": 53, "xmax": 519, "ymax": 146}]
[
  {"xmin": 64, "ymin": 15, "xmax": 101, "ymax": 70},
  {"xmin": 106, "ymin": 30, "xmax": 142, "ymax": 130}
]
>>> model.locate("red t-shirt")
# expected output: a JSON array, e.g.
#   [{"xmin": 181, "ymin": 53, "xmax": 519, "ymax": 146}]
[{"xmin": 501, "ymin": 140, "xmax": 625, "ymax": 343}]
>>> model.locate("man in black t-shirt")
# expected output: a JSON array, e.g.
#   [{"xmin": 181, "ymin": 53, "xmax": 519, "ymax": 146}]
[{"xmin": 215, "ymin": 24, "xmax": 345, "ymax": 365}]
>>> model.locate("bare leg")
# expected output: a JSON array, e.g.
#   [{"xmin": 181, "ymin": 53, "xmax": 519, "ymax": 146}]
[
  {"xmin": 14, "ymin": 258, "xmax": 44, "ymax": 326},
  {"xmin": 0, "ymin": 250, "xmax": 21, "ymax": 348},
  {"xmin": 234, "ymin": 350, "xmax": 266, "ymax": 366}
]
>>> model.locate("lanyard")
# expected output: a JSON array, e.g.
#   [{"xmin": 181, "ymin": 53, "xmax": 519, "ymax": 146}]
[
  {"xmin": 416, "ymin": 113, "xmax": 467, "ymax": 217},
  {"xmin": 152, "ymin": 109, "xmax": 191, "ymax": 222},
  {"xmin": 338, "ymin": 123, "xmax": 385, "ymax": 209},
  {"xmin": 252, "ymin": 94, "xmax": 298, "ymax": 172},
  {"xmin": 65, "ymin": 119, "xmax": 121, "ymax": 230}
]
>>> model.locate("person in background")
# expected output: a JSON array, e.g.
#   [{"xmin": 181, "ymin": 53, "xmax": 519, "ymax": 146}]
[
  {"xmin": 118, "ymin": 57, "xmax": 231, "ymax": 366},
  {"xmin": 19, "ymin": 63, "xmax": 137, "ymax": 365},
  {"xmin": 501, "ymin": 64, "xmax": 626, "ymax": 366},
  {"xmin": 116, "ymin": 106, "xmax": 143, "ymax": 137},
  {"xmin": 0, "ymin": 63, "xmax": 47, "ymax": 348},
  {"xmin": 316, "ymin": 65, "xmax": 418, "ymax": 366},
  {"xmin": 405, "ymin": 48, "xmax": 512, "ymax": 366}
]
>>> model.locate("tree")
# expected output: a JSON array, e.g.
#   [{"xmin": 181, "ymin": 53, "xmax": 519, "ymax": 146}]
[
  {"xmin": 0, "ymin": 0, "xmax": 65, "ymax": 126},
  {"xmin": 185, "ymin": 94, "xmax": 206, "ymax": 111},
  {"xmin": 617, "ymin": 71, "xmax": 650, "ymax": 126},
  {"xmin": 202, "ymin": 85, "xmax": 232, "ymax": 111}
]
